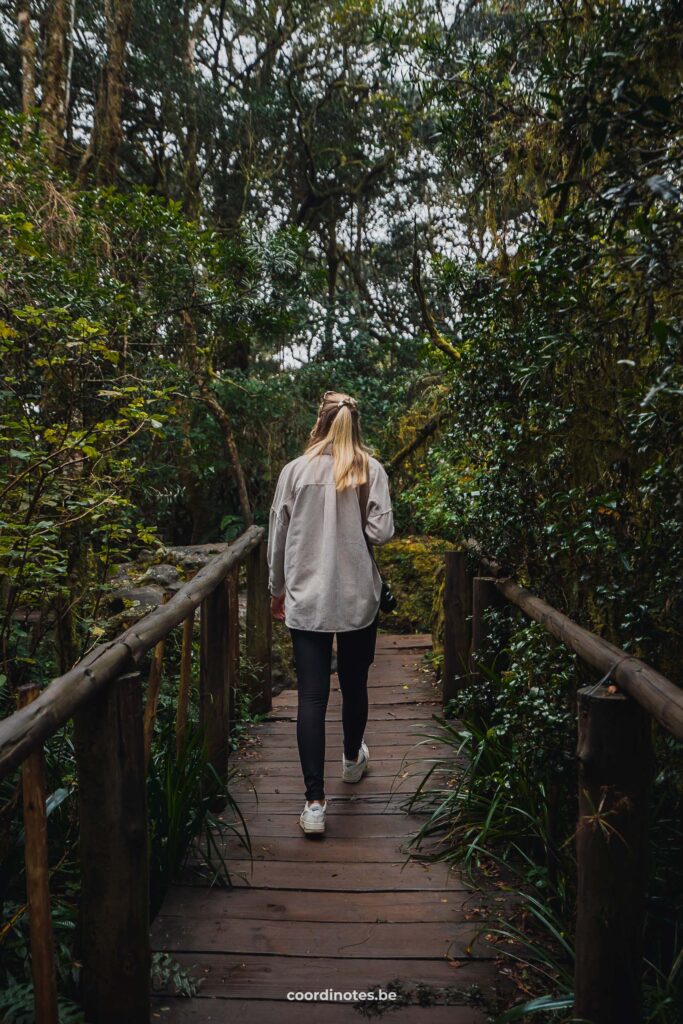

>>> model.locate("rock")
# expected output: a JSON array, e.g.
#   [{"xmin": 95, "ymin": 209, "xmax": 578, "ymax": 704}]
[
  {"xmin": 107, "ymin": 584, "xmax": 165, "ymax": 617},
  {"xmin": 107, "ymin": 564, "xmax": 133, "ymax": 587},
  {"xmin": 138, "ymin": 564, "xmax": 180, "ymax": 587},
  {"xmin": 166, "ymin": 542, "xmax": 232, "ymax": 571}
]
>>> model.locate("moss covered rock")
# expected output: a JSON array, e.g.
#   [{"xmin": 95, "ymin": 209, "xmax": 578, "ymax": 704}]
[{"xmin": 374, "ymin": 535, "xmax": 450, "ymax": 637}]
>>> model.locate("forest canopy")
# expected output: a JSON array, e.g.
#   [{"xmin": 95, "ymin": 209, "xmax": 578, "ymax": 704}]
[{"xmin": 1, "ymin": 0, "xmax": 680, "ymax": 677}]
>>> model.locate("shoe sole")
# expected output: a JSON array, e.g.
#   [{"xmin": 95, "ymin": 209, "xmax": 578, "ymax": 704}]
[
  {"xmin": 299, "ymin": 817, "xmax": 325, "ymax": 835},
  {"xmin": 342, "ymin": 758, "xmax": 368, "ymax": 784}
]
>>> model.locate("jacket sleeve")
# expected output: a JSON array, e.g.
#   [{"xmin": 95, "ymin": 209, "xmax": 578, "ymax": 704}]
[
  {"xmin": 363, "ymin": 459, "xmax": 395, "ymax": 547},
  {"xmin": 267, "ymin": 468, "xmax": 291, "ymax": 597}
]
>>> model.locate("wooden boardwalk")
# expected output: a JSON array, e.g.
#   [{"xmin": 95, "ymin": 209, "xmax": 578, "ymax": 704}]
[{"xmin": 151, "ymin": 635, "xmax": 508, "ymax": 1022}]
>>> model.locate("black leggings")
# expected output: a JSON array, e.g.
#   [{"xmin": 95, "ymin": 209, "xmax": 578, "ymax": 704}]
[{"xmin": 289, "ymin": 613, "xmax": 378, "ymax": 802}]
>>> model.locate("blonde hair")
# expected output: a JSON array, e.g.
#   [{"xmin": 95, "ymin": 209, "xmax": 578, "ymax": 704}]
[{"xmin": 304, "ymin": 390, "xmax": 373, "ymax": 491}]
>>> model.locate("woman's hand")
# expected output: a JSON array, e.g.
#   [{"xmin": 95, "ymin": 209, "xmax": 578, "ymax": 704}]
[{"xmin": 271, "ymin": 593, "xmax": 285, "ymax": 621}]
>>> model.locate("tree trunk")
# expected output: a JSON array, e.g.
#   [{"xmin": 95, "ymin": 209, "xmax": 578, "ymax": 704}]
[
  {"xmin": 17, "ymin": 0, "xmax": 37, "ymax": 125},
  {"xmin": 79, "ymin": 0, "xmax": 133, "ymax": 183},
  {"xmin": 180, "ymin": 308, "xmax": 253, "ymax": 528},
  {"xmin": 322, "ymin": 217, "xmax": 339, "ymax": 359},
  {"xmin": 197, "ymin": 380, "xmax": 253, "ymax": 527},
  {"xmin": 181, "ymin": 0, "xmax": 201, "ymax": 218},
  {"xmin": 40, "ymin": 0, "xmax": 71, "ymax": 164}
]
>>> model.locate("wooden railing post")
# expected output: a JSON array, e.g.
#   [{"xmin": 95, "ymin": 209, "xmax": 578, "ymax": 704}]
[
  {"xmin": 442, "ymin": 551, "xmax": 472, "ymax": 705},
  {"xmin": 227, "ymin": 566, "xmax": 240, "ymax": 726},
  {"xmin": 200, "ymin": 578, "xmax": 230, "ymax": 800},
  {"xmin": 469, "ymin": 576, "xmax": 503, "ymax": 684},
  {"xmin": 18, "ymin": 685, "xmax": 58, "ymax": 1024},
  {"xmin": 73, "ymin": 671, "xmax": 150, "ymax": 1024},
  {"xmin": 175, "ymin": 611, "xmax": 194, "ymax": 756},
  {"xmin": 143, "ymin": 593, "xmax": 169, "ymax": 769},
  {"xmin": 246, "ymin": 539, "xmax": 272, "ymax": 714},
  {"xmin": 575, "ymin": 684, "xmax": 654, "ymax": 1024}
]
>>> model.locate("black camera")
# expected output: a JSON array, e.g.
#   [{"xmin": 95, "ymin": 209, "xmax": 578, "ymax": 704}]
[{"xmin": 380, "ymin": 581, "xmax": 397, "ymax": 613}]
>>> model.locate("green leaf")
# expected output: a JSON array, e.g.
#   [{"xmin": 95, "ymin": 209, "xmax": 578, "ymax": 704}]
[{"xmin": 494, "ymin": 994, "xmax": 574, "ymax": 1021}]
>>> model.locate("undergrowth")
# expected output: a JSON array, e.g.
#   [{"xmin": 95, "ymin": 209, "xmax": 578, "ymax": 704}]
[{"xmin": 404, "ymin": 610, "xmax": 683, "ymax": 1023}]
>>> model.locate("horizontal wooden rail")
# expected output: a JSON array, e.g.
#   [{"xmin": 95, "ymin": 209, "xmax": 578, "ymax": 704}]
[
  {"xmin": 2, "ymin": 524, "xmax": 271, "ymax": 1024},
  {"xmin": 463, "ymin": 542, "xmax": 683, "ymax": 741},
  {"xmin": 442, "ymin": 544, "xmax": 679, "ymax": 1024},
  {"xmin": 0, "ymin": 524, "xmax": 264, "ymax": 779}
]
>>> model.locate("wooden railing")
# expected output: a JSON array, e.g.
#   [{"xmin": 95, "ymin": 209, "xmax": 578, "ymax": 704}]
[
  {"xmin": 3, "ymin": 529, "xmax": 680, "ymax": 1024},
  {"xmin": 441, "ymin": 547, "xmax": 683, "ymax": 1024},
  {"xmin": 0, "ymin": 525, "xmax": 271, "ymax": 1024}
]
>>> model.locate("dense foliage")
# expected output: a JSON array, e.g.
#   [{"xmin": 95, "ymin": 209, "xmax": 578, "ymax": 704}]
[{"xmin": 400, "ymin": 3, "xmax": 683, "ymax": 1017}]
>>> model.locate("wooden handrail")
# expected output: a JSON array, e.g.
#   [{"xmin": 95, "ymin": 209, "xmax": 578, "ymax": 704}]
[
  {"xmin": 441, "ymin": 545, "xmax": 679, "ymax": 1024},
  {"xmin": 2, "ymin": 523, "xmax": 271, "ymax": 1024},
  {"xmin": 0, "ymin": 524, "xmax": 264, "ymax": 779},
  {"xmin": 459, "ymin": 539, "xmax": 683, "ymax": 741}
]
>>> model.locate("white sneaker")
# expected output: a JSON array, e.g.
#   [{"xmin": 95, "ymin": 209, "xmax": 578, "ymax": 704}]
[
  {"xmin": 299, "ymin": 799, "xmax": 327, "ymax": 834},
  {"xmin": 342, "ymin": 740, "xmax": 370, "ymax": 783}
]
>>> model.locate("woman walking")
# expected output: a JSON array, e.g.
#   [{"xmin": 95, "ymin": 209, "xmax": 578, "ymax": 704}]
[{"xmin": 266, "ymin": 390, "xmax": 395, "ymax": 835}]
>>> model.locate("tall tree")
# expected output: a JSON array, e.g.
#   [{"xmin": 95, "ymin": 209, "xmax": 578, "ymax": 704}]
[
  {"xmin": 40, "ymin": 0, "xmax": 73, "ymax": 163},
  {"xmin": 16, "ymin": 0, "xmax": 36, "ymax": 127},
  {"xmin": 79, "ymin": 0, "xmax": 133, "ymax": 183}
]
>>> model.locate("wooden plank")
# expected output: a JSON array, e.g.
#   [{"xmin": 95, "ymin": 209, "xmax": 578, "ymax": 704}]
[
  {"xmin": 237, "ymin": 743, "xmax": 445, "ymax": 761},
  {"xmin": 231, "ymin": 757, "xmax": 456, "ymax": 779},
  {"xmin": 230, "ymin": 763, "xmax": 457, "ymax": 782},
  {"xmin": 265, "ymin": 714, "xmax": 438, "ymax": 726},
  {"xmin": 228, "ymin": 774, "xmax": 453, "ymax": 797},
  {"xmin": 218, "ymin": 811, "xmax": 432, "ymax": 835},
  {"xmin": 366, "ymin": 656, "xmax": 431, "ymax": 670},
  {"xmin": 151, "ymin": 998, "xmax": 490, "ymax": 1023},
  {"xmin": 232, "ymin": 753, "xmax": 453, "ymax": 771},
  {"xmin": 267, "ymin": 705, "xmax": 439, "ymax": 722},
  {"xmin": 150, "ymin": 952, "xmax": 505, "ymax": 1001},
  {"xmin": 233, "ymin": 742, "xmax": 453, "ymax": 762},
  {"xmin": 249, "ymin": 719, "xmax": 442, "ymax": 739},
  {"xmin": 212, "ymin": 811, "xmax": 434, "ymax": 839},
  {"xmin": 208, "ymin": 834, "xmax": 457, "ymax": 864},
  {"xmin": 272, "ymin": 689, "xmax": 439, "ymax": 708},
  {"xmin": 374, "ymin": 634, "xmax": 432, "ymax": 648},
  {"xmin": 238, "ymin": 723, "xmax": 451, "ymax": 743},
  {"xmin": 217, "ymin": 797, "xmax": 434, "ymax": 816},
  {"xmin": 152, "ymin": 917, "xmax": 491, "ymax": 959},
  {"xmin": 186, "ymin": 859, "xmax": 467, "ymax": 891},
  {"xmin": 153, "ymin": 886, "xmax": 485, "ymax": 923}
]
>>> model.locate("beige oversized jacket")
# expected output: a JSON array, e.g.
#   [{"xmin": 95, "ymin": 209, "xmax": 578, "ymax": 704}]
[{"xmin": 266, "ymin": 447, "xmax": 395, "ymax": 632}]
